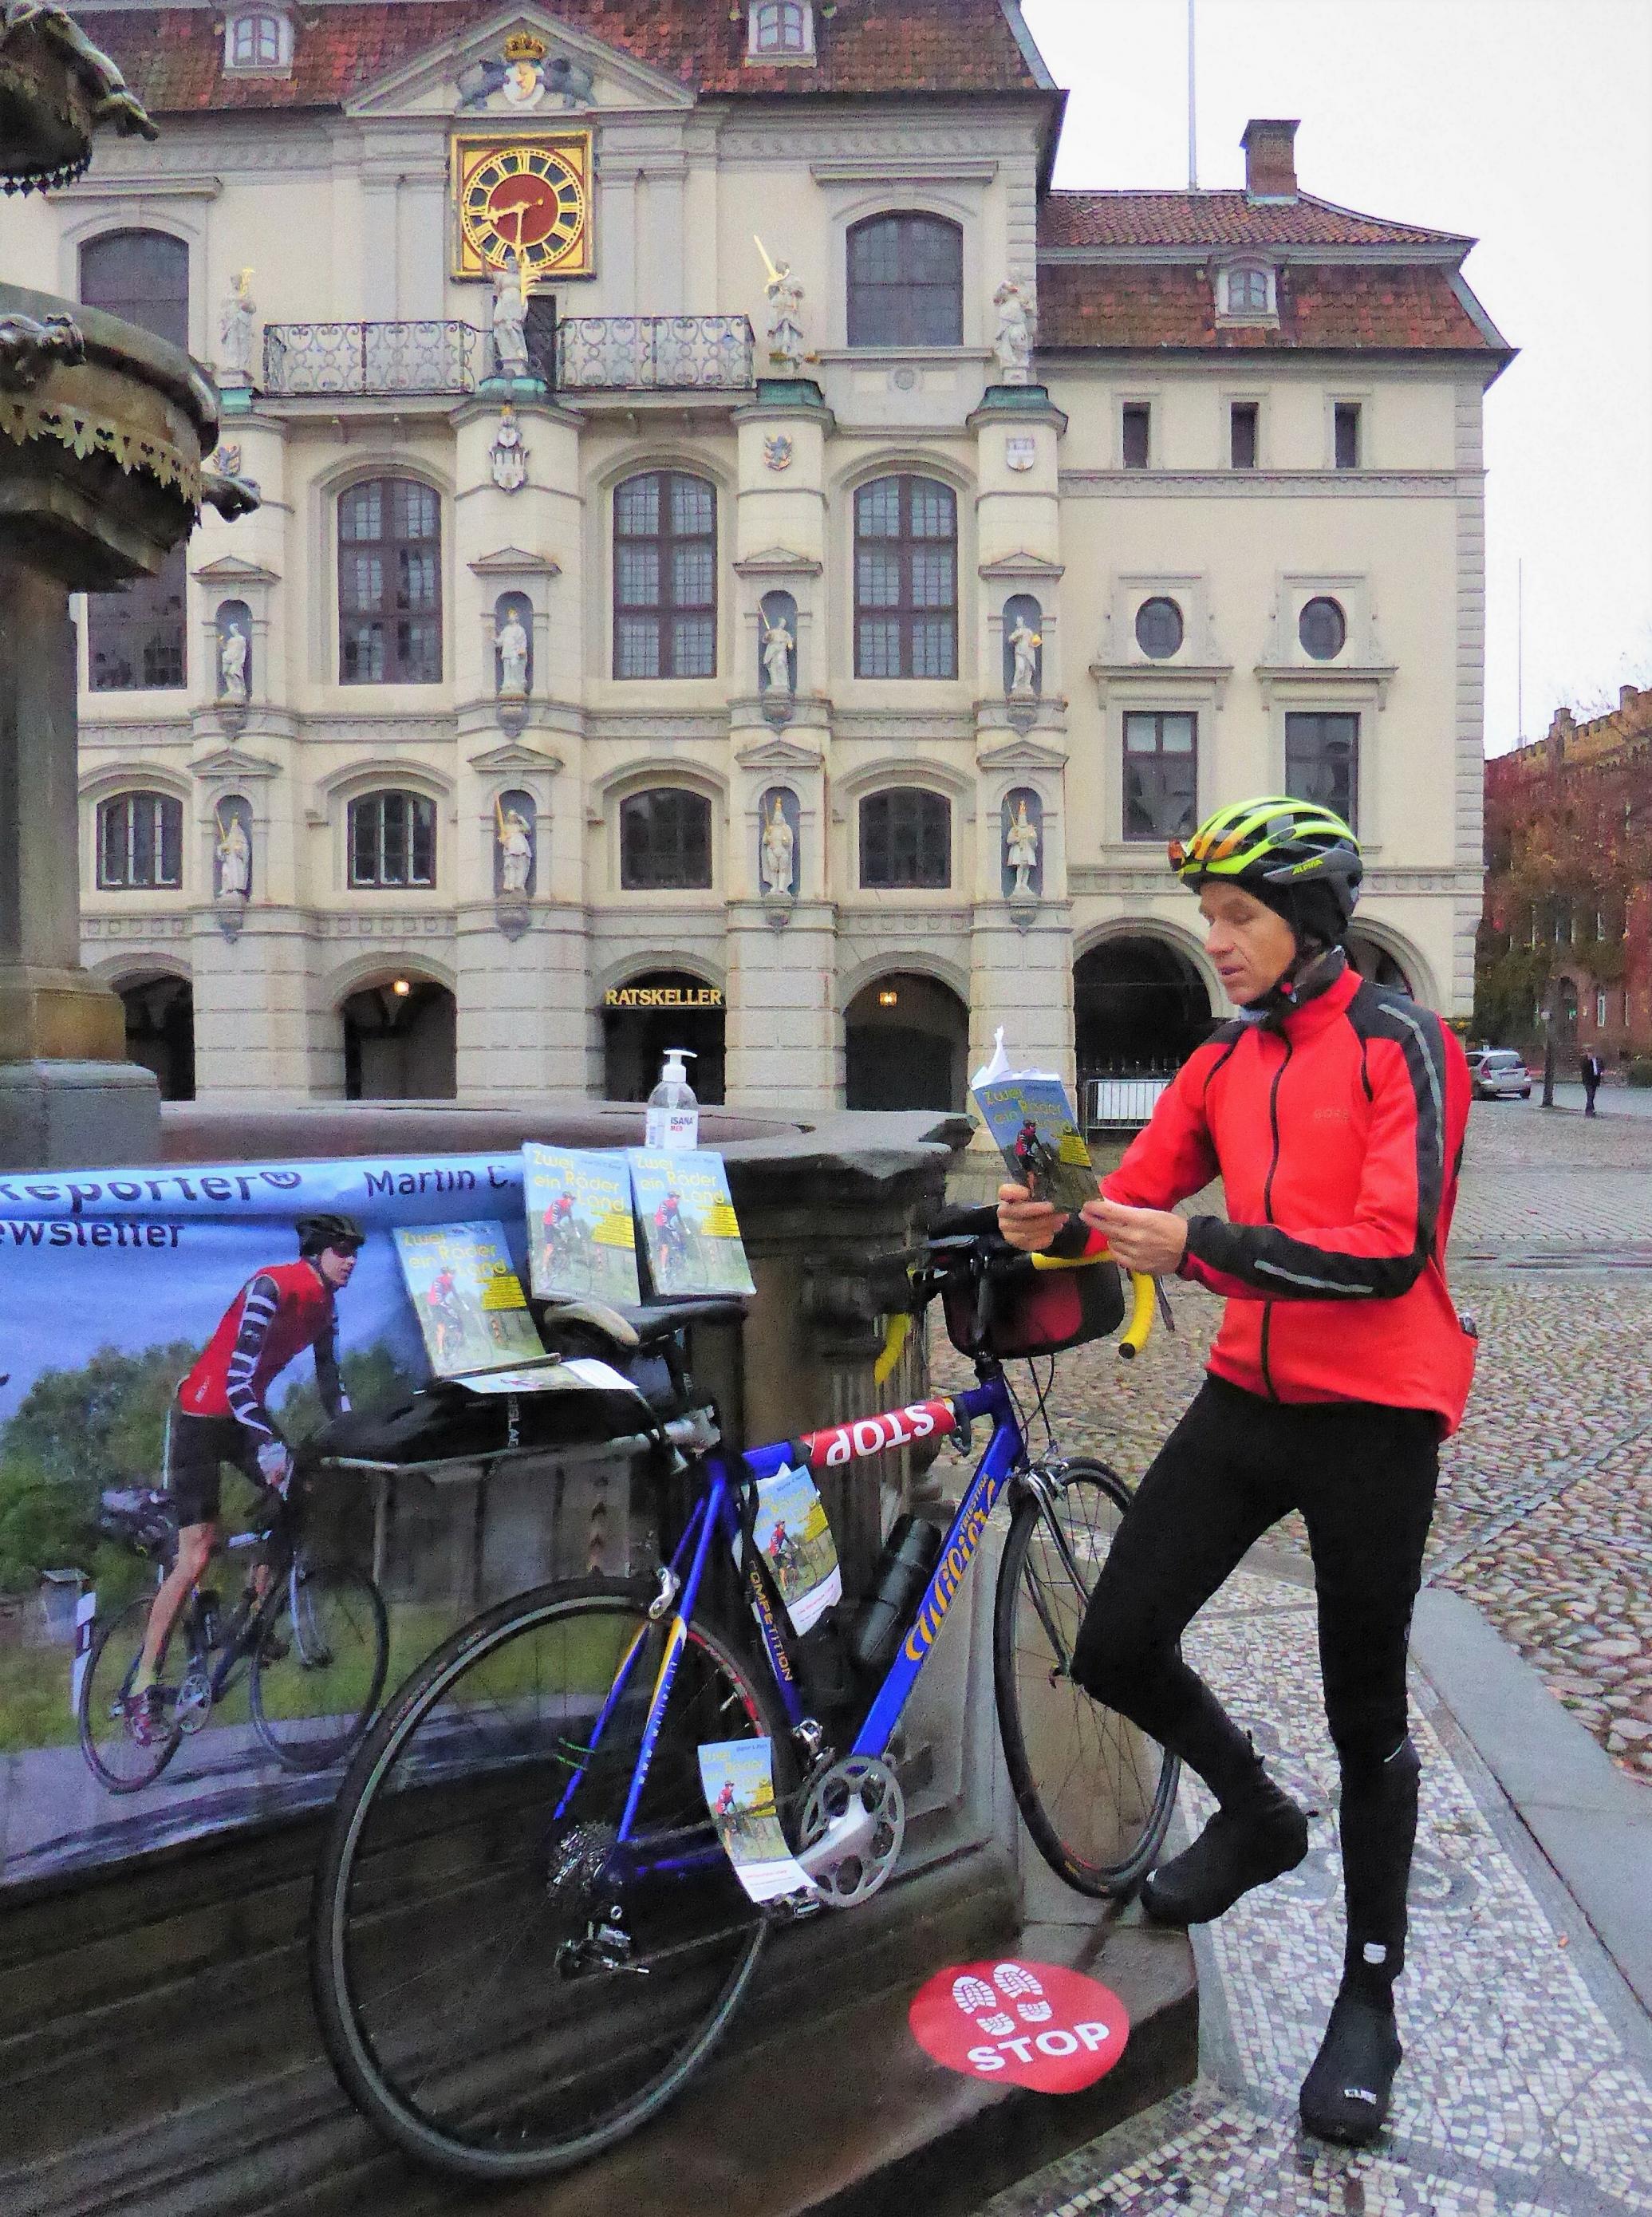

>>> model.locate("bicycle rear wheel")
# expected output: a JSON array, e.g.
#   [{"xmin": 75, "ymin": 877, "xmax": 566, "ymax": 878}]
[
  {"xmin": 77, "ymin": 1596, "xmax": 183, "ymax": 1792},
  {"xmin": 250, "ymin": 1560, "xmax": 388, "ymax": 1773},
  {"xmin": 994, "ymin": 1458, "xmax": 1177, "ymax": 1896},
  {"xmin": 311, "ymin": 1577, "xmax": 792, "ymax": 2182}
]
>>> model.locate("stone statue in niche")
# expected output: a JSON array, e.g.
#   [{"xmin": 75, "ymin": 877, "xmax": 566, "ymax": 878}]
[
  {"xmin": 1006, "ymin": 798, "xmax": 1040, "ymax": 897},
  {"xmin": 490, "ymin": 256, "xmax": 531, "ymax": 381},
  {"xmin": 757, "ymin": 240, "xmax": 806, "ymax": 375},
  {"xmin": 495, "ymin": 605, "xmax": 530, "ymax": 698},
  {"xmin": 215, "ymin": 803, "xmax": 251, "ymax": 900},
  {"xmin": 495, "ymin": 797, "xmax": 534, "ymax": 896},
  {"xmin": 218, "ymin": 268, "xmax": 256, "ymax": 384},
  {"xmin": 760, "ymin": 795, "xmax": 796, "ymax": 898},
  {"xmin": 219, "ymin": 623, "xmax": 250, "ymax": 704},
  {"xmin": 992, "ymin": 278, "xmax": 1036, "ymax": 385},
  {"xmin": 762, "ymin": 612, "xmax": 795, "ymax": 695},
  {"xmin": 489, "ymin": 402, "xmax": 528, "ymax": 492},
  {"xmin": 1007, "ymin": 612, "xmax": 1042, "ymax": 698}
]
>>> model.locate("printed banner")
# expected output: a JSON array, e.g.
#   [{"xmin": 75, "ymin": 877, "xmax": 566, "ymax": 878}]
[{"xmin": 0, "ymin": 1148, "xmax": 635, "ymax": 1892}]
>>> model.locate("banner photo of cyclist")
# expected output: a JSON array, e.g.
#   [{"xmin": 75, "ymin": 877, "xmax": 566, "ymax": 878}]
[
  {"xmin": 522, "ymin": 1144, "xmax": 641, "ymax": 1308},
  {"xmin": 0, "ymin": 1146, "xmax": 574, "ymax": 1892}
]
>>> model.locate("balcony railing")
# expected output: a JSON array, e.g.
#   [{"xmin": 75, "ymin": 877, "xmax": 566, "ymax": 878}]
[
  {"xmin": 258, "ymin": 314, "xmax": 756, "ymax": 398},
  {"xmin": 262, "ymin": 321, "xmax": 484, "ymax": 397},
  {"xmin": 555, "ymin": 314, "xmax": 754, "ymax": 393}
]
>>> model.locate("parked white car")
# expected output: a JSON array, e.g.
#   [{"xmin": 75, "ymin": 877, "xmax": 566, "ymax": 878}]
[{"xmin": 1468, "ymin": 1048, "xmax": 1533, "ymax": 1101}]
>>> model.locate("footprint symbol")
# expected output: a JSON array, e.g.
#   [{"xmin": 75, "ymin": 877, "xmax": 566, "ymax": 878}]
[
  {"xmin": 976, "ymin": 2012, "xmax": 1015, "ymax": 2036},
  {"xmin": 1016, "ymin": 2000, "xmax": 1053, "ymax": 2023},
  {"xmin": 951, "ymin": 1974, "xmax": 996, "ymax": 2014},
  {"xmin": 992, "ymin": 1963, "xmax": 1045, "ymax": 2000}
]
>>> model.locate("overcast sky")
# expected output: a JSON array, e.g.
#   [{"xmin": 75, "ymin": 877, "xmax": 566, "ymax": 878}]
[{"xmin": 1023, "ymin": 0, "xmax": 1652, "ymax": 755}]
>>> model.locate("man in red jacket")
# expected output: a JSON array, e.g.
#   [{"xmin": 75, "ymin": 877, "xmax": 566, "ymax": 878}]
[{"xmin": 999, "ymin": 797, "xmax": 1475, "ymax": 2146}]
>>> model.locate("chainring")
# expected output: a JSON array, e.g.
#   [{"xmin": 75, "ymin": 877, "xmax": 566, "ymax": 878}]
[{"xmin": 798, "ymin": 1754, "xmax": 905, "ymax": 1909}]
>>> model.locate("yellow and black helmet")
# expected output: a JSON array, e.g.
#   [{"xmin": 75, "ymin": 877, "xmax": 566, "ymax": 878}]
[{"xmin": 1169, "ymin": 795, "xmax": 1362, "ymax": 926}]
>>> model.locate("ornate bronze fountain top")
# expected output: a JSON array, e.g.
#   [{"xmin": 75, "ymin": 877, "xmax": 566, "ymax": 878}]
[{"xmin": 0, "ymin": 1, "xmax": 156, "ymax": 194}]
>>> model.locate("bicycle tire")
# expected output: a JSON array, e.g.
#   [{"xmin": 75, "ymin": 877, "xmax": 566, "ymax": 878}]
[
  {"xmin": 310, "ymin": 1576, "xmax": 793, "ymax": 2182},
  {"xmin": 77, "ymin": 1595, "xmax": 183, "ymax": 1793},
  {"xmin": 993, "ymin": 1458, "xmax": 1178, "ymax": 1897},
  {"xmin": 250, "ymin": 1561, "xmax": 388, "ymax": 1774}
]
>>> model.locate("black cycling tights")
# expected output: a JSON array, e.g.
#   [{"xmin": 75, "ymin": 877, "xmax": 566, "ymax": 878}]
[{"xmin": 1073, "ymin": 1375, "xmax": 1439, "ymax": 1979}]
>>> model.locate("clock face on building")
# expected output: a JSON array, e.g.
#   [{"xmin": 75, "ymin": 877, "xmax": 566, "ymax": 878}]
[{"xmin": 451, "ymin": 133, "xmax": 594, "ymax": 280}]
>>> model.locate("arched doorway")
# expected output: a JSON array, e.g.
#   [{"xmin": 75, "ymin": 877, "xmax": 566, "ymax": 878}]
[
  {"xmin": 602, "ymin": 971, "xmax": 726, "ymax": 1105},
  {"xmin": 118, "ymin": 973, "xmax": 195, "ymax": 1100},
  {"xmin": 341, "ymin": 977, "xmax": 456, "ymax": 1100},
  {"xmin": 1346, "ymin": 933, "xmax": 1414, "ymax": 996},
  {"xmin": 844, "ymin": 972, "xmax": 968, "ymax": 1111},
  {"xmin": 1554, "ymin": 976, "xmax": 1580, "ymax": 1051},
  {"xmin": 1074, "ymin": 935, "xmax": 1212, "ymax": 1079}
]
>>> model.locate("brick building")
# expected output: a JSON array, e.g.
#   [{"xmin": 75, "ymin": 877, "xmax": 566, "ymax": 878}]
[{"xmin": 1477, "ymin": 684, "xmax": 1652, "ymax": 1066}]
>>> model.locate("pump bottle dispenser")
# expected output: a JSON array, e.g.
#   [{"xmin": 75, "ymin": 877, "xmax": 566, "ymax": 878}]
[{"xmin": 645, "ymin": 1048, "xmax": 699, "ymax": 1151}]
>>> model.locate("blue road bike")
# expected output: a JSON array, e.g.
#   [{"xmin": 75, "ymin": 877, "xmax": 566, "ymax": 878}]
[{"xmin": 310, "ymin": 1214, "xmax": 1176, "ymax": 2181}]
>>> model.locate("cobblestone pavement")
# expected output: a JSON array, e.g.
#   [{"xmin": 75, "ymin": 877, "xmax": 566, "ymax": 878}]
[
  {"xmin": 974, "ymin": 1571, "xmax": 1652, "ymax": 2217},
  {"xmin": 935, "ymin": 1099, "xmax": 1652, "ymax": 1786}
]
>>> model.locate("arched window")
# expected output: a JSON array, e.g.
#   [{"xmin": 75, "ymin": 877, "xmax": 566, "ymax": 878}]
[
  {"xmin": 860, "ymin": 788, "xmax": 951, "ymax": 890},
  {"xmin": 97, "ymin": 791, "xmax": 183, "ymax": 890},
  {"xmin": 226, "ymin": 9, "xmax": 290, "ymax": 69},
  {"xmin": 620, "ymin": 788, "xmax": 713, "ymax": 891},
  {"xmin": 338, "ymin": 478, "xmax": 442, "ymax": 684},
  {"xmin": 847, "ymin": 215, "xmax": 964, "ymax": 349},
  {"xmin": 88, "ymin": 542, "xmax": 187, "ymax": 692},
  {"xmin": 750, "ymin": 1, "xmax": 812, "ymax": 56},
  {"xmin": 855, "ymin": 475, "xmax": 957, "ymax": 680},
  {"xmin": 348, "ymin": 791, "xmax": 436, "ymax": 888},
  {"xmin": 1223, "ymin": 264, "xmax": 1272, "ymax": 315},
  {"xmin": 613, "ymin": 471, "xmax": 716, "ymax": 680},
  {"xmin": 79, "ymin": 230, "xmax": 189, "ymax": 352}
]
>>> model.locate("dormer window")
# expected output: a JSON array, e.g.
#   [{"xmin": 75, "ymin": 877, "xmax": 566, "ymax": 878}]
[
  {"xmin": 748, "ymin": 2, "xmax": 815, "ymax": 61},
  {"xmin": 1216, "ymin": 262, "xmax": 1277, "ymax": 323},
  {"xmin": 224, "ymin": 6, "xmax": 293, "ymax": 74}
]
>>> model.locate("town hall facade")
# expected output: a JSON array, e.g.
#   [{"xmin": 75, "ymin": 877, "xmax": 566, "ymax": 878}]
[{"xmin": 13, "ymin": 0, "xmax": 1512, "ymax": 1112}]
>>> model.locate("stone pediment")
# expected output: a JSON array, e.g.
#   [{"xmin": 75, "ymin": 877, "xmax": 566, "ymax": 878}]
[
  {"xmin": 976, "ymin": 736, "xmax": 1069, "ymax": 773},
  {"xmin": 735, "ymin": 735, "xmax": 823, "ymax": 771},
  {"xmin": 467, "ymin": 739, "xmax": 566, "ymax": 775},
  {"xmin": 978, "ymin": 552, "xmax": 1066, "ymax": 582},
  {"xmin": 191, "ymin": 553, "xmax": 280, "ymax": 586},
  {"xmin": 190, "ymin": 744, "xmax": 282, "ymax": 782},
  {"xmin": 468, "ymin": 546, "xmax": 562, "ymax": 577},
  {"xmin": 733, "ymin": 548, "xmax": 824, "ymax": 579},
  {"xmin": 348, "ymin": 6, "xmax": 696, "ymax": 119}
]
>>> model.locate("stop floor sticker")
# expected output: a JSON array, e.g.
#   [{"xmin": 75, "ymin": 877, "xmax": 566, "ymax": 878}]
[{"xmin": 908, "ymin": 1959, "xmax": 1129, "ymax": 2092}]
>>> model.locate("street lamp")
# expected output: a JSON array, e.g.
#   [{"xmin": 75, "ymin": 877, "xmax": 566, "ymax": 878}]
[{"xmin": 1540, "ymin": 1004, "xmax": 1555, "ymax": 1109}]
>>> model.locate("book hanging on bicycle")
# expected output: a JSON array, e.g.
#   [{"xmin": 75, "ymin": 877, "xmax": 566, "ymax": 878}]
[
  {"xmin": 523, "ymin": 1143, "xmax": 641, "ymax": 1307},
  {"xmin": 629, "ymin": 1150, "xmax": 757, "ymax": 1300}
]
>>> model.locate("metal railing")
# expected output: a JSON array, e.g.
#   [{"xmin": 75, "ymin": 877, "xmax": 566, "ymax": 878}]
[
  {"xmin": 555, "ymin": 314, "xmax": 755, "ymax": 393},
  {"xmin": 1082, "ymin": 1075, "xmax": 1172, "ymax": 1131},
  {"xmin": 262, "ymin": 321, "xmax": 485, "ymax": 397}
]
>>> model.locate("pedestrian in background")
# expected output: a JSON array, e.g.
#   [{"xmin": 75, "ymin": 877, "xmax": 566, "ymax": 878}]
[{"xmin": 1581, "ymin": 1047, "xmax": 1604, "ymax": 1117}]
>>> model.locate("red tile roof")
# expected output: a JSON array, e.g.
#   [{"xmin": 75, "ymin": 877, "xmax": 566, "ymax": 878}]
[
  {"xmin": 83, "ymin": 1, "xmax": 1045, "ymax": 112},
  {"xmin": 1040, "ymin": 190, "xmax": 1466, "ymax": 251},
  {"xmin": 1037, "ymin": 262, "xmax": 1504, "ymax": 355}
]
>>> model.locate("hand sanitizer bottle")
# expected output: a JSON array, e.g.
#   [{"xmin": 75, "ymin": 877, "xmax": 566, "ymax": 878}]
[{"xmin": 645, "ymin": 1047, "xmax": 699, "ymax": 1151}]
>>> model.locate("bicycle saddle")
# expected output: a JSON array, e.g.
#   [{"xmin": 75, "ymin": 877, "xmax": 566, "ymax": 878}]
[{"xmin": 543, "ymin": 1296, "xmax": 747, "ymax": 1349}]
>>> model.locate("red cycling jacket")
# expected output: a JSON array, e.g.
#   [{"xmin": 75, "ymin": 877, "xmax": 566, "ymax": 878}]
[{"xmin": 1070, "ymin": 965, "xmax": 1477, "ymax": 1433}]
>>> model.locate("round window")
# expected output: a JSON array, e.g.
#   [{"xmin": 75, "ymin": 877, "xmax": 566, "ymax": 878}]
[
  {"xmin": 1299, "ymin": 596, "xmax": 1346, "ymax": 661},
  {"xmin": 1134, "ymin": 597, "xmax": 1184, "ymax": 660}
]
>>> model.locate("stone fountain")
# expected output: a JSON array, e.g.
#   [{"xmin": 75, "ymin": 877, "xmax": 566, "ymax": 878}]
[{"xmin": 0, "ymin": 3, "xmax": 255, "ymax": 1167}]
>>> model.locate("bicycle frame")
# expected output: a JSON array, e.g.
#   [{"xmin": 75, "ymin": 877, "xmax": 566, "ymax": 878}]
[{"xmin": 560, "ymin": 1369, "xmax": 1023, "ymax": 1884}]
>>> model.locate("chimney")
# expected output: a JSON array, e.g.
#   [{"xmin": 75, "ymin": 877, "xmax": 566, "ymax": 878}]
[{"xmin": 1241, "ymin": 119, "xmax": 1299, "ymax": 203}]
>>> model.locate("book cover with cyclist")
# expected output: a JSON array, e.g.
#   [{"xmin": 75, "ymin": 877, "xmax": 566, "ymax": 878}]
[
  {"xmin": 522, "ymin": 1145, "xmax": 641, "ymax": 1308},
  {"xmin": 628, "ymin": 1152, "xmax": 756, "ymax": 1300},
  {"xmin": 697, "ymin": 1738, "xmax": 819, "ymax": 1906},
  {"xmin": 972, "ymin": 1074, "xmax": 1098, "ymax": 1213},
  {"xmin": 393, "ymin": 1222, "xmax": 545, "ymax": 1378},
  {"xmin": 735, "ymin": 1463, "xmax": 842, "ymax": 1634}
]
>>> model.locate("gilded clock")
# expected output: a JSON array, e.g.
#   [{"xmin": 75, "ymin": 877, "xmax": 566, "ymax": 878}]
[{"xmin": 451, "ymin": 132, "xmax": 593, "ymax": 281}]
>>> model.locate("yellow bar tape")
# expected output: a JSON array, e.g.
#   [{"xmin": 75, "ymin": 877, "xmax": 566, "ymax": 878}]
[{"xmin": 1031, "ymin": 1249, "xmax": 1157, "ymax": 1360}]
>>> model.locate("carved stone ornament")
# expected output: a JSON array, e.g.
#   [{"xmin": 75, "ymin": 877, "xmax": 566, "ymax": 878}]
[
  {"xmin": 213, "ymin": 796, "xmax": 253, "ymax": 937},
  {"xmin": 0, "ymin": 311, "xmax": 83, "ymax": 392},
  {"xmin": 456, "ymin": 30, "xmax": 594, "ymax": 113},
  {"xmin": 763, "ymin": 432, "xmax": 794, "ymax": 471},
  {"xmin": 1005, "ymin": 435, "xmax": 1036, "ymax": 473},
  {"xmin": 217, "ymin": 269, "xmax": 256, "ymax": 385},
  {"xmin": 489, "ymin": 401, "xmax": 529, "ymax": 492},
  {"xmin": 758, "ymin": 243, "xmax": 807, "ymax": 374},
  {"xmin": 992, "ymin": 279, "xmax": 1036, "ymax": 385}
]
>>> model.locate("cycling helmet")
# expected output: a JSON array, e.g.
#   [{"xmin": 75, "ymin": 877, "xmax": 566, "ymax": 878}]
[
  {"xmin": 297, "ymin": 1213, "xmax": 366, "ymax": 1257},
  {"xmin": 1169, "ymin": 795, "xmax": 1362, "ymax": 930}
]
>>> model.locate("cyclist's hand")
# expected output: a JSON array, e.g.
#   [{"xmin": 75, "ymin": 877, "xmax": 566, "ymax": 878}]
[
  {"xmin": 256, "ymin": 1441, "xmax": 292, "ymax": 1494},
  {"xmin": 1080, "ymin": 1197, "xmax": 1188, "ymax": 1275},
  {"xmin": 997, "ymin": 1182, "xmax": 1063, "ymax": 1252}
]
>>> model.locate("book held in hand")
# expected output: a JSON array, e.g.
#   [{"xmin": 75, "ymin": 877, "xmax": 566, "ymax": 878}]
[{"xmin": 970, "ymin": 1031, "xmax": 1098, "ymax": 1214}]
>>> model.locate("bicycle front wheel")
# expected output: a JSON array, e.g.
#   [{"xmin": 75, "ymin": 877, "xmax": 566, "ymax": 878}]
[
  {"xmin": 994, "ymin": 1458, "xmax": 1178, "ymax": 1896},
  {"xmin": 77, "ymin": 1595, "xmax": 183, "ymax": 1792},
  {"xmin": 310, "ymin": 1578, "xmax": 792, "ymax": 2182},
  {"xmin": 250, "ymin": 1561, "xmax": 388, "ymax": 1773}
]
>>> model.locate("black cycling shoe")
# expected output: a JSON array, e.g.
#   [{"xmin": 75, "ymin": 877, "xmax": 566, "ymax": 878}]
[
  {"xmin": 1141, "ymin": 1789, "xmax": 1309, "ymax": 1926},
  {"xmin": 1299, "ymin": 1980, "xmax": 1402, "ymax": 2145}
]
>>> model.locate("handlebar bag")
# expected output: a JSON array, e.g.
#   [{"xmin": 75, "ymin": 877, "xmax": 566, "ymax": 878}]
[{"xmin": 942, "ymin": 1252, "xmax": 1126, "ymax": 1359}]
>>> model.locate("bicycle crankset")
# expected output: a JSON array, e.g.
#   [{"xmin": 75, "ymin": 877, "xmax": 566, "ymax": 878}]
[
  {"xmin": 796, "ymin": 1755, "xmax": 905, "ymax": 1908},
  {"xmin": 174, "ymin": 1665, "xmax": 211, "ymax": 1732}
]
